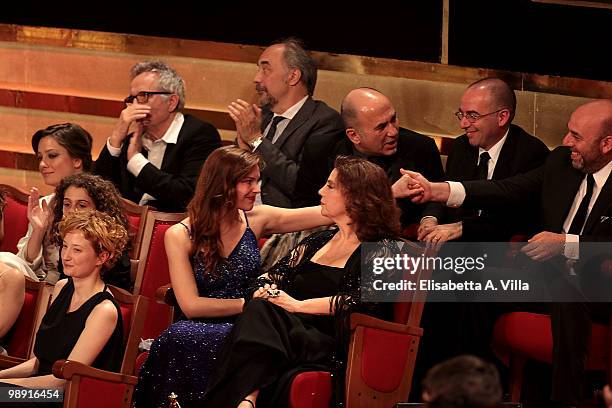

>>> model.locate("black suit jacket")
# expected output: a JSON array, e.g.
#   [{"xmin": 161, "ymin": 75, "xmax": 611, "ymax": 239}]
[
  {"xmin": 257, "ymin": 97, "xmax": 345, "ymax": 208},
  {"xmin": 295, "ymin": 127, "xmax": 445, "ymax": 227},
  {"xmin": 463, "ymin": 146, "xmax": 612, "ymax": 242},
  {"xmin": 94, "ymin": 114, "xmax": 221, "ymax": 212},
  {"xmin": 426, "ymin": 124, "xmax": 549, "ymax": 241}
]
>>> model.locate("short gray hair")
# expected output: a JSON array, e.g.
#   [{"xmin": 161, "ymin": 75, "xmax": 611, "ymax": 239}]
[
  {"xmin": 275, "ymin": 38, "xmax": 317, "ymax": 96},
  {"xmin": 130, "ymin": 60, "xmax": 186, "ymax": 111}
]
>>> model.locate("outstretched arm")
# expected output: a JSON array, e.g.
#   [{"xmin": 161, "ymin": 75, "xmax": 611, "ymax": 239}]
[{"xmin": 248, "ymin": 205, "xmax": 333, "ymax": 237}]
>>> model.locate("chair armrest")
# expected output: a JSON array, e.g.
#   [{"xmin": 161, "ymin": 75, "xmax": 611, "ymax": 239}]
[
  {"xmin": 350, "ymin": 313, "xmax": 423, "ymax": 337},
  {"xmin": 0, "ymin": 355, "xmax": 25, "ymax": 369},
  {"xmin": 155, "ymin": 284, "xmax": 178, "ymax": 306},
  {"xmin": 52, "ymin": 360, "xmax": 138, "ymax": 385}
]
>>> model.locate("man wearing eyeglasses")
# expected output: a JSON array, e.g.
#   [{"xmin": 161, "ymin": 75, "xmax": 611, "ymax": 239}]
[
  {"xmin": 418, "ymin": 78, "xmax": 549, "ymax": 244},
  {"xmin": 396, "ymin": 99, "xmax": 612, "ymax": 408},
  {"xmin": 95, "ymin": 60, "xmax": 221, "ymax": 212},
  {"xmin": 409, "ymin": 78, "xmax": 549, "ymax": 401}
]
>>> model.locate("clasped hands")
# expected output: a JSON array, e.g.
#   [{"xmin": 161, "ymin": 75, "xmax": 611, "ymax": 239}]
[
  {"xmin": 391, "ymin": 169, "xmax": 432, "ymax": 204},
  {"xmin": 228, "ymin": 99, "xmax": 263, "ymax": 150},
  {"xmin": 252, "ymin": 282, "xmax": 302, "ymax": 313}
]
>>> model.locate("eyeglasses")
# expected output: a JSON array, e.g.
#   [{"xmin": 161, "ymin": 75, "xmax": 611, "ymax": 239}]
[
  {"xmin": 124, "ymin": 91, "xmax": 172, "ymax": 104},
  {"xmin": 454, "ymin": 109, "xmax": 504, "ymax": 123}
]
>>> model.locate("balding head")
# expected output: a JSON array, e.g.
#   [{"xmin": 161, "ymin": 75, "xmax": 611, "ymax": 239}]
[
  {"xmin": 573, "ymin": 99, "xmax": 612, "ymax": 139},
  {"xmin": 563, "ymin": 99, "xmax": 612, "ymax": 173},
  {"xmin": 341, "ymin": 88, "xmax": 399, "ymax": 156},
  {"xmin": 466, "ymin": 78, "xmax": 516, "ymax": 121},
  {"xmin": 341, "ymin": 88, "xmax": 393, "ymax": 129}
]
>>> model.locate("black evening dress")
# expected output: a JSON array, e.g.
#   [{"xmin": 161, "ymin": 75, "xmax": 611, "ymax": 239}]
[
  {"xmin": 200, "ymin": 229, "xmax": 394, "ymax": 408},
  {"xmin": 0, "ymin": 277, "xmax": 123, "ymax": 407}
]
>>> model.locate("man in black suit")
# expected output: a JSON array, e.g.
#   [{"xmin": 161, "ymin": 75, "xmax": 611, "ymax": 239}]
[
  {"xmin": 228, "ymin": 38, "xmax": 344, "ymax": 208},
  {"xmin": 294, "ymin": 87, "xmax": 444, "ymax": 228},
  {"xmin": 95, "ymin": 60, "xmax": 221, "ymax": 212},
  {"xmin": 395, "ymin": 99, "xmax": 612, "ymax": 407},
  {"xmin": 418, "ymin": 78, "xmax": 549, "ymax": 243}
]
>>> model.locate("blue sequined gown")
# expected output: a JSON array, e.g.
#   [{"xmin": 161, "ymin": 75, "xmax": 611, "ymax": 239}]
[{"xmin": 133, "ymin": 216, "xmax": 260, "ymax": 408}]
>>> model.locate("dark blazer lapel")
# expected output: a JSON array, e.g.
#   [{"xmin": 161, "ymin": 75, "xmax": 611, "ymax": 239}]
[
  {"xmin": 272, "ymin": 98, "xmax": 315, "ymax": 148},
  {"xmin": 492, "ymin": 127, "xmax": 518, "ymax": 180},
  {"xmin": 552, "ymin": 166, "xmax": 584, "ymax": 231},
  {"xmin": 583, "ymin": 171, "xmax": 612, "ymax": 234},
  {"xmin": 160, "ymin": 115, "xmax": 191, "ymax": 170}
]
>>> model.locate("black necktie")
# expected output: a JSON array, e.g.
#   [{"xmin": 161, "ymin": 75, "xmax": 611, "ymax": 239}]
[
  {"xmin": 265, "ymin": 116, "xmax": 286, "ymax": 142},
  {"xmin": 476, "ymin": 152, "xmax": 491, "ymax": 180},
  {"xmin": 568, "ymin": 173, "xmax": 595, "ymax": 235}
]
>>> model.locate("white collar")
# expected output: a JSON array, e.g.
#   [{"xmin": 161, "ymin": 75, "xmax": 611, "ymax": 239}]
[
  {"xmin": 591, "ymin": 160, "xmax": 612, "ymax": 190},
  {"xmin": 479, "ymin": 128, "xmax": 509, "ymax": 163},
  {"xmin": 147, "ymin": 112, "xmax": 184, "ymax": 144},
  {"xmin": 274, "ymin": 96, "xmax": 308, "ymax": 121}
]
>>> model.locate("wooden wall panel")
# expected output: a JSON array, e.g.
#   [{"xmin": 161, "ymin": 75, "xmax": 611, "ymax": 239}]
[{"xmin": 0, "ymin": 24, "xmax": 610, "ymax": 192}]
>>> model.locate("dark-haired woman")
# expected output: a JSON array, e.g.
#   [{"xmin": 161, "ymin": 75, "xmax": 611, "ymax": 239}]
[
  {"xmin": 0, "ymin": 123, "xmax": 93, "ymax": 283},
  {"xmin": 134, "ymin": 146, "xmax": 333, "ymax": 408},
  {"xmin": 0, "ymin": 124, "xmax": 94, "ymax": 347},
  {"xmin": 201, "ymin": 155, "xmax": 400, "ymax": 408},
  {"xmin": 0, "ymin": 173, "xmax": 132, "ymax": 351}
]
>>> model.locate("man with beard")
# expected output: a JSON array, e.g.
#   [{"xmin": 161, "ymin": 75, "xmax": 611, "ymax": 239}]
[
  {"xmin": 95, "ymin": 60, "xmax": 221, "ymax": 212},
  {"xmin": 228, "ymin": 38, "xmax": 345, "ymax": 208},
  {"xmin": 395, "ymin": 99, "xmax": 612, "ymax": 408},
  {"xmin": 294, "ymin": 87, "xmax": 444, "ymax": 228}
]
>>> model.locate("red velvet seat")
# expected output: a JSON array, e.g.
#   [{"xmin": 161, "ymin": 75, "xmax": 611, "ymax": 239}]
[
  {"xmin": 119, "ymin": 197, "xmax": 150, "ymax": 261},
  {"xmin": 51, "ymin": 285, "xmax": 148, "ymax": 408},
  {"xmin": 289, "ymin": 242, "xmax": 432, "ymax": 408},
  {"xmin": 0, "ymin": 184, "xmax": 29, "ymax": 254},
  {"xmin": 3, "ymin": 276, "xmax": 46, "ymax": 360},
  {"xmin": 492, "ymin": 311, "xmax": 609, "ymax": 402},
  {"xmin": 133, "ymin": 210, "xmax": 185, "ymax": 340}
]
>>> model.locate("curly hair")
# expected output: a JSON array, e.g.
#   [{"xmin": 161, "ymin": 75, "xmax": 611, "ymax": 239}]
[
  {"xmin": 49, "ymin": 174, "xmax": 128, "ymax": 246},
  {"xmin": 58, "ymin": 210, "xmax": 128, "ymax": 270},
  {"xmin": 333, "ymin": 156, "xmax": 400, "ymax": 241},
  {"xmin": 188, "ymin": 146, "xmax": 262, "ymax": 275}
]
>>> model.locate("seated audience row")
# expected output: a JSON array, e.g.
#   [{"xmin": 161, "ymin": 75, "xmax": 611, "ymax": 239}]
[{"xmin": 1, "ymin": 36, "xmax": 610, "ymax": 408}]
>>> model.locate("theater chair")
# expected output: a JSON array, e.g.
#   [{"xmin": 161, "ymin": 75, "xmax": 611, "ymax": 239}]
[
  {"xmin": 0, "ymin": 184, "xmax": 29, "ymax": 254},
  {"xmin": 290, "ymin": 242, "xmax": 432, "ymax": 408},
  {"xmin": 0, "ymin": 276, "xmax": 46, "ymax": 365},
  {"xmin": 492, "ymin": 311, "xmax": 610, "ymax": 402},
  {"xmin": 119, "ymin": 198, "xmax": 150, "ymax": 261},
  {"xmin": 156, "ymin": 242, "xmax": 433, "ymax": 408},
  {"xmin": 133, "ymin": 210, "xmax": 185, "ymax": 340},
  {"xmin": 51, "ymin": 285, "xmax": 148, "ymax": 408}
]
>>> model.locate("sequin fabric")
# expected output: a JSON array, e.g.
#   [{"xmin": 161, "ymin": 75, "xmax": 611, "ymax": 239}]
[{"xmin": 133, "ymin": 222, "xmax": 260, "ymax": 408}]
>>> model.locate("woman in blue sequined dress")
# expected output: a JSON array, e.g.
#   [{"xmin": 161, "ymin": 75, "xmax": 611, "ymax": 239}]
[{"xmin": 133, "ymin": 146, "xmax": 332, "ymax": 408}]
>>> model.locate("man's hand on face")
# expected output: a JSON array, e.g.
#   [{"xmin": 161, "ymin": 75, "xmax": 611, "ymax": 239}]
[{"xmin": 110, "ymin": 103, "xmax": 151, "ymax": 148}]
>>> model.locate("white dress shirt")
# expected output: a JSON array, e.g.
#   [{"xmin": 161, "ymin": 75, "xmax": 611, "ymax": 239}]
[{"xmin": 446, "ymin": 157, "xmax": 612, "ymax": 259}]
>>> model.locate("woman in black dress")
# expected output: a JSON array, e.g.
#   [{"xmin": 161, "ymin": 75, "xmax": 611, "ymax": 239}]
[
  {"xmin": 200, "ymin": 156, "xmax": 401, "ymax": 408},
  {"xmin": 0, "ymin": 210, "xmax": 128, "ymax": 403}
]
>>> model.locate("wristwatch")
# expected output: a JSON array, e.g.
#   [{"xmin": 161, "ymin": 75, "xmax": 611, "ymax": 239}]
[{"xmin": 250, "ymin": 136, "xmax": 263, "ymax": 150}]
